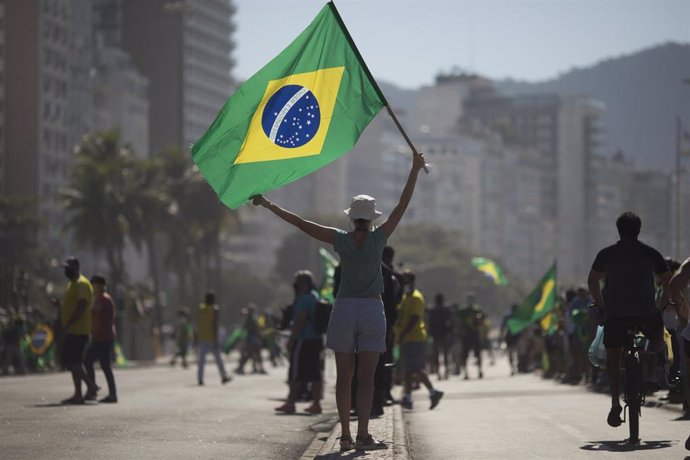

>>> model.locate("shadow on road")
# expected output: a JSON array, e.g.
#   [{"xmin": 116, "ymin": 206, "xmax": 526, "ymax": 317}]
[
  {"xmin": 28, "ymin": 402, "xmax": 98, "ymax": 408},
  {"xmin": 580, "ymin": 440, "xmax": 673, "ymax": 452},
  {"xmin": 314, "ymin": 451, "xmax": 367, "ymax": 459}
]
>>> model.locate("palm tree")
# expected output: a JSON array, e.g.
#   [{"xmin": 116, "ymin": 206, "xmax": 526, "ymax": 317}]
[
  {"xmin": 126, "ymin": 155, "xmax": 175, "ymax": 325},
  {"xmin": 61, "ymin": 131, "xmax": 135, "ymax": 290},
  {"xmin": 0, "ymin": 196, "xmax": 41, "ymax": 308},
  {"xmin": 159, "ymin": 148, "xmax": 239, "ymax": 305}
]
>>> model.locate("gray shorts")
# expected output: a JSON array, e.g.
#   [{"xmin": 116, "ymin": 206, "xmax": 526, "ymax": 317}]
[
  {"xmin": 400, "ymin": 341, "xmax": 426, "ymax": 373},
  {"xmin": 326, "ymin": 298, "xmax": 386, "ymax": 353}
]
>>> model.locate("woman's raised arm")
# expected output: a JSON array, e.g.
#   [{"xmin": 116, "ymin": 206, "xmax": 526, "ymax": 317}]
[
  {"xmin": 380, "ymin": 152, "xmax": 427, "ymax": 238},
  {"xmin": 252, "ymin": 195, "xmax": 337, "ymax": 245}
]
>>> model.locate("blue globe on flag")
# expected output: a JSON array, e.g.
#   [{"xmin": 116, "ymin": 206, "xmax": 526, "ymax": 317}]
[{"xmin": 261, "ymin": 84, "xmax": 321, "ymax": 149}]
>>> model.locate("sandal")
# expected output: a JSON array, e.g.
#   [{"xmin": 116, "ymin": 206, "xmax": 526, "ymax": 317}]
[
  {"xmin": 355, "ymin": 434, "xmax": 387, "ymax": 451},
  {"xmin": 339, "ymin": 435, "xmax": 354, "ymax": 452}
]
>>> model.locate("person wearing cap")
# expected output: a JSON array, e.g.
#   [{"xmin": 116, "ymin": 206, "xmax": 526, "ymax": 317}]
[
  {"xmin": 58, "ymin": 257, "xmax": 98, "ymax": 404},
  {"xmin": 83, "ymin": 275, "xmax": 118, "ymax": 403},
  {"xmin": 252, "ymin": 151, "xmax": 426, "ymax": 452}
]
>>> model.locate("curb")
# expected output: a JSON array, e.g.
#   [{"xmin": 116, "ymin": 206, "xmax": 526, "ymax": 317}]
[{"xmin": 299, "ymin": 404, "xmax": 411, "ymax": 459}]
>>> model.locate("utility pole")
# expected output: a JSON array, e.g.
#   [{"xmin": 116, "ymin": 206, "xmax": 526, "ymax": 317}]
[{"xmin": 676, "ymin": 115, "xmax": 682, "ymax": 259}]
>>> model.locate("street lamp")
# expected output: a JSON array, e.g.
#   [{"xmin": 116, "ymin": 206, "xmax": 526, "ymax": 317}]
[{"xmin": 675, "ymin": 78, "xmax": 690, "ymax": 258}]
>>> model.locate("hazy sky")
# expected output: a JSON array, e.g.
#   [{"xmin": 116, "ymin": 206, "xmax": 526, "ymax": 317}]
[{"xmin": 233, "ymin": 0, "xmax": 690, "ymax": 88}]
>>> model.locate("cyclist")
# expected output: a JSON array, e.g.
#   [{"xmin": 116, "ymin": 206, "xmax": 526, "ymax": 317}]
[{"xmin": 587, "ymin": 212, "xmax": 671, "ymax": 428}]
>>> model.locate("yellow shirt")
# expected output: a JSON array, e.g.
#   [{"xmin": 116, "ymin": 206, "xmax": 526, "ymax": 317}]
[
  {"xmin": 395, "ymin": 289, "xmax": 428, "ymax": 344},
  {"xmin": 62, "ymin": 275, "xmax": 94, "ymax": 335},
  {"xmin": 197, "ymin": 303, "xmax": 218, "ymax": 342}
]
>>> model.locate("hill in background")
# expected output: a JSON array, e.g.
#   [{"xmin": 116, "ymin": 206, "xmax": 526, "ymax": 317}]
[{"xmin": 497, "ymin": 42, "xmax": 690, "ymax": 170}]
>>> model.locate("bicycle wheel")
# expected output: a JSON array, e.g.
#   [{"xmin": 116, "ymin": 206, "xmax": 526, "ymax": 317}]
[{"xmin": 624, "ymin": 352, "xmax": 641, "ymax": 444}]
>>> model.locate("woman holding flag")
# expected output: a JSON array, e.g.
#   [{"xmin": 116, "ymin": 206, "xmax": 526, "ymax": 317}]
[{"xmin": 252, "ymin": 150, "xmax": 426, "ymax": 451}]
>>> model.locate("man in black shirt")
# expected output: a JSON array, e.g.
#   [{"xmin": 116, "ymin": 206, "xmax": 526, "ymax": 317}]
[
  {"xmin": 428, "ymin": 294, "xmax": 453, "ymax": 380},
  {"xmin": 587, "ymin": 211, "xmax": 671, "ymax": 428}
]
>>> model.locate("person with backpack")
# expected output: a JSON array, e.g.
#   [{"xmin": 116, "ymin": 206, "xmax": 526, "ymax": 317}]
[{"xmin": 275, "ymin": 271, "xmax": 324, "ymax": 415}]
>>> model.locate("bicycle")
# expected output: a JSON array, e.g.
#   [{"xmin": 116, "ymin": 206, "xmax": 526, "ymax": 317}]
[
  {"xmin": 621, "ymin": 327, "xmax": 647, "ymax": 445},
  {"xmin": 588, "ymin": 304, "xmax": 646, "ymax": 446}
]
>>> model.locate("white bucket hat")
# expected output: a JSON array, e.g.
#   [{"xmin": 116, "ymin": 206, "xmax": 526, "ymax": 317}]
[{"xmin": 344, "ymin": 195, "xmax": 382, "ymax": 220}]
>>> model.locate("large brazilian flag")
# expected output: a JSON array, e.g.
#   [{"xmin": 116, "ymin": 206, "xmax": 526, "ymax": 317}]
[{"xmin": 192, "ymin": 3, "xmax": 386, "ymax": 209}]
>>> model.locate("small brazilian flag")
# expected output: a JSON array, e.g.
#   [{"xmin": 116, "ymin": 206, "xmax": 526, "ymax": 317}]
[
  {"xmin": 192, "ymin": 3, "xmax": 386, "ymax": 208},
  {"xmin": 471, "ymin": 257, "xmax": 508, "ymax": 286},
  {"xmin": 507, "ymin": 262, "xmax": 557, "ymax": 334}
]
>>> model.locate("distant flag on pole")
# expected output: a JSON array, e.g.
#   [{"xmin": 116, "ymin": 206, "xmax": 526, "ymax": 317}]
[
  {"xmin": 471, "ymin": 257, "xmax": 508, "ymax": 286},
  {"xmin": 318, "ymin": 248, "xmax": 339, "ymax": 302},
  {"xmin": 507, "ymin": 262, "xmax": 557, "ymax": 334},
  {"xmin": 192, "ymin": 3, "xmax": 387, "ymax": 209}
]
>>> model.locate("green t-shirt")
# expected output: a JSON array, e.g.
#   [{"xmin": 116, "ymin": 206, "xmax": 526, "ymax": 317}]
[{"xmin": 333, "ymin": 227, "xmax": 387, "ymax": 298}]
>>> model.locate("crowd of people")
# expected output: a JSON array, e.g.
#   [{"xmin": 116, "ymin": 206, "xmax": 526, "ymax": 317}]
[{"xmin": 5, "ymin": 146, "xmax": 690, "ymax": 452}]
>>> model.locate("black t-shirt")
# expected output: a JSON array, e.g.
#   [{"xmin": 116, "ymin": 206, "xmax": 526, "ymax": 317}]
[
  {"xmin": 591, "ymin": 239, "xmax": 668, "ymax": 318},
  {"xmin": 381, "ymin": 263, "xmax": 402, "ymax": 327},
  {"xmin": 428, "ymin": 305, "xmax": 452, "ymax": 338}
]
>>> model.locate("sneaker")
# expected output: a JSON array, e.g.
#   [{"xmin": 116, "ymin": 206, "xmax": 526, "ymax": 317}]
[
  {"xmin": 84, "ymin": 385, "xmax": 100, "ymax": 401},
  {"xmin": 61, "ymin": 396, "xmax": 85, "ymax": 405},
  {"xmin": 607, "ymin": 405, "xmax": 623, "ymax": 427},
  {"xmin": 274, "ymin": 402, "xmax": 296, "ymax": 414},
  {"xmin": 198, "ymin": 381, "xmax": 204, "ymax": 386},
  {"xmin": 221, "ymin": 376, "xmax": 232, "ymax": 385},
  {"xmin": 99, "ymin": 395, "xmax": 118, "ymax": 403},
  {"xmin": 370, "ymin": 405, "xmax": 384, "ymax": 418},
  {"xmin": 304, "ymin": 403, "xmax": 322, "ymax": 415},
  {"xmin": 430, "ymin": 390, "xmax": 444, "ymax": 410},
  {"xmin": 355, "ymin": 434, "xmax": 387, "ymax": 451},
  {"xmin": 400, "ymin": 396, "xmax": 413, "ymax": 410}
]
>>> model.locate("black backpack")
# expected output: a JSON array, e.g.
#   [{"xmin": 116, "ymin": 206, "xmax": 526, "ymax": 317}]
[{"xmin": 313, "ymin": 300, "xmax": 333, "ymax": 335}]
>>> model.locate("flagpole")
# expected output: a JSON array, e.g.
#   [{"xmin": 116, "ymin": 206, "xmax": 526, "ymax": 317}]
[{"xmin": 327, "ymin": 1, "xmax": 430, "ymax": 174}]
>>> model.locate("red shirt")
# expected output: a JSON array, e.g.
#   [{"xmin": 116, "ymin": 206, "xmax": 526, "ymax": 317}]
[{"xmin": 92, "ymin": 292, "xmax": 116, "ymax": 342}]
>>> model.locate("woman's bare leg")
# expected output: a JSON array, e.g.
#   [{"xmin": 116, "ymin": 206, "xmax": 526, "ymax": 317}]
[{"xmin": 335, "ymin": 352, "xmax": 355, "ymax": 438}]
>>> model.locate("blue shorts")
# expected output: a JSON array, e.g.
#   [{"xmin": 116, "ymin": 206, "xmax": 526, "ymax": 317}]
[
  {"xmin": 326, "ymin": 298, "xmax": 386, "ymax": 353},
  {"xmin": 400, "ymin": 341, "xmax": 426, "ymax": 373}
]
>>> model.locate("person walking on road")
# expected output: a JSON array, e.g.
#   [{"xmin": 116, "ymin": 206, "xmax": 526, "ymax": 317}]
[
  {"xmin": 252, "ymin": 150, "xmax": 427, "ymax": 451},
  {"xmin": 587, "ymin": 211, "xmax": 671, "ymax": 428},
  {"xmin": 456, "ymin": 293, "xmax": 486, "ymax": 379},
  {"xmin": 428, "ymin": 293, "xmax": 453, "ymax": 380},
  {"xmin": 83, "ymin": 275, "xmax": 118, "ymax": 403},
  {"xmin": 196, "ymin": 292, "xmax": 231, "ymax": 386},
  {"xmin": 57, "ymin": 257, "xmax": 98, "ymax": 404},
  {"xmin": 170, "ymin": 307, "xmax": 192, "ymax": 369},
  {"xmin": 394, "ymin": 270, "xmax": 444, "ymax": 410},
  {"xmin": 275, "ymin": 271, "xmax": 324, "ymax": 415}
]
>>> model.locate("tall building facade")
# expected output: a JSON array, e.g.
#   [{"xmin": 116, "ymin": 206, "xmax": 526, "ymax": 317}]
[
  {"xmin": 2, "ymin": 0, "xmax": 93, "ymax": 251},
  {"xmin": 463, "ymin": 90, "xmax": 604, "ymax": 283},
  {"xmin": 120, "ymin": 0, "xmax": 235, "ymax": 153}
]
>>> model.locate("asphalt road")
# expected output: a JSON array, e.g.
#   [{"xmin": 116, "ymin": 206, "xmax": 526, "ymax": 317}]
[
  {"xmin": 405, "ymin": 357, "xmax": 690, "ymax": 459},
  {"xmin": 0, "ymin": 356, "xmax": 336, "ymax": 460},
  {"xmin": 4, "ymin": 353, "xmax": 689, "ymax": 459}
]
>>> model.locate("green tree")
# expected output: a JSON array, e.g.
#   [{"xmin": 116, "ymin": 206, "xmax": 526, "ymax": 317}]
[
  {"xmin": 0, "ymin": 197, "xmax": 41, "ymax": 308},
  {"xmin": 61, "ymin": 131, "xmax": 136, "ymax": 289},
  {"xmin": 159, "ymin": 148, "xmax": 239, "ymax": 306}
]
